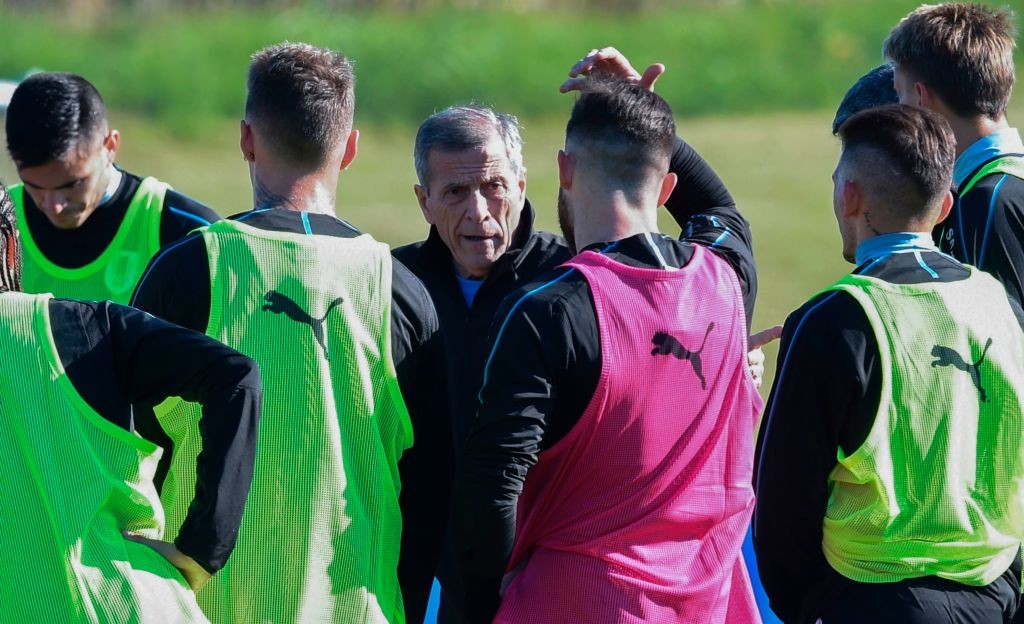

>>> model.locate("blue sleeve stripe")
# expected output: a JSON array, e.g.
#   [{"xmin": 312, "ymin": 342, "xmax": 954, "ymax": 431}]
[
  {"xmin": 913, "ymin": 250, "xmax": 940, "ymax": 279},
  {"xmin": 167, "ymin": 206, "xmax": 211, "ymax": 227},
  {"xmin": 235, "ymin": 208, "xmax": 272, "ymax": 222},
  {"xmin": 977, "ymin": 174, "xmax": 1008, "ymax": 269},
  {"xmin": 478, "ymin": 240, "xmax": 620, "ymax": 403},
  {"xmin": 711, "ymin": 228, "xmax": 732, "ymax": 248},
  {"xmin": 301, "ymin": 211, "xmax": 313, "ymax": 235},
  {"xmin": 753, "ymin": 290, "xmax": 841, "ymax": 521}
]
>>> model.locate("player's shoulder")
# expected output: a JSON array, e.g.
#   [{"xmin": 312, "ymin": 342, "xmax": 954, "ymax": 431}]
[
  {"xmin": 161, "ymin": 188, "xmax": 221, "ymax": 228},
  {"xmin": 784, "ymin": 287, "xmax": 861, "ymax": 345},
  {"xmin": 499, "ymin": 264, "xmax": 590, "ymax": 323}
]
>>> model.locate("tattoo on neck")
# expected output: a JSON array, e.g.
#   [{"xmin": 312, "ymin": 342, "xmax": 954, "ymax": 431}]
[
  {"xmin": 864, "ymin": 210, "xmax": 883, "ymax": 236},
  {"xmin": 253, "ymin": 175, "xmax": 297, "ymax": 212}
]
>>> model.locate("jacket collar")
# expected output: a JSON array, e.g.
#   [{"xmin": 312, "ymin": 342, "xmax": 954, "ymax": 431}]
[{"xmin": 420, "ymin": 198, "xmax": 540, "ymax": 280}]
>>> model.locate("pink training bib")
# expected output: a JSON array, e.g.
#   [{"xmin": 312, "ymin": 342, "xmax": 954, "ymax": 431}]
[{"xmin": 496, "ymin": 245, "xmax": 763, "ymax": 624}]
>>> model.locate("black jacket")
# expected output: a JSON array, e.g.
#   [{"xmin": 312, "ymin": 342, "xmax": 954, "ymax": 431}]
[{"xmin": 393, "ymin": 134, "xmax": 751, "ymax": 623}]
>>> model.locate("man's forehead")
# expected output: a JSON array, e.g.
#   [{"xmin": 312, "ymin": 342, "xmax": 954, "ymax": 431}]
[{"xmin": 428, "ymin": 139, "xmax": 516, "ymax": 182}]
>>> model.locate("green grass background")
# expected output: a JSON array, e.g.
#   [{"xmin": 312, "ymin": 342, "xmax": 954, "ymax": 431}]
[{"xmin": 2, "ymin": 0, "xmax": 1022, "ymax": 392}]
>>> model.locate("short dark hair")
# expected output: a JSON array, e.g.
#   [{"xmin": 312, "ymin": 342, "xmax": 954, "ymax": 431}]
[
  {"xmin": 0, "ymin": 184, "xmax": 21, "ymax": 292},
  {"xmin": 246, "ymin": 42, "xmax": 355, "ymax": 169},
  {"xmin": 883, "ymin": 3, "xmax": 1016, "ymax": 119},
  {"xmin": 565, "ymin": 81, "xmax": 675, "ymax": 200},
  {"xmin": 5, "ymin": 72, "xmax": 108, "ymax": 168},
  {"xmin": 838, "ymin": 104, "xmax": 955, "ymax": 218},
  {"xmin": 833, "ymin": 64, "xmax": 899, "ymax": 135}
]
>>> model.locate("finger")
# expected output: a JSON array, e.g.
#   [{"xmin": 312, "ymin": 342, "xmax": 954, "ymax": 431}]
[
  {"xmin": 748, "ymin": 324, "xmax": 783, "ymax": 350},
  {"xmin": 639, "ymin": 63, "xmax": 666, "ymax": 91},
  {"xmin": 559, "ymin": 77, "xmax": 589, "ymax": 93},
  {"xmin": 747, "ymin": 347, "xmax": 765, "ymax": 366},
  {"xmin": 568, "ymin": 49, "xmax": 602, "ymax": 77}
]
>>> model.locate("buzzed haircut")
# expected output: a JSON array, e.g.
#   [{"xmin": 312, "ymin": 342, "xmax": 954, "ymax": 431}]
[
  {"xmin": 833, "ymin": 64, "xmax": 899, "ymax": 135},
  {"xmin": 246, "ymin": 42, "xmax": 355, "ymax": 169},
  {"xmin": 883, "ymin": 3, "xmax": 1017, "ymax": 119},
  {"xmin": 565, "ymin": 81, "xmax": 676, "ymax": 201},
  {"xmin": 0, "ymin": 184, "xmax": 21, "ymax": 292},
  {"xmin": 838, "ymin": 105, "xmax": 955, "ymax": 221},
  {"xmin": 5, "ymin": 72, "xmax": 108, "ymax": 168}
]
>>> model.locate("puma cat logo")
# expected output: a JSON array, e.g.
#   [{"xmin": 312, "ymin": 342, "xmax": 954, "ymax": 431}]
[
  {"xmin": 262, "ymin": 290, "xmax": 345, "ymax": 360},
  {"xmin": 931, "ymin": 337, "xmax": 993, "ymax": 403},
  {"xmin": 651, "ymin": 323, "xmax": 715, "ymax": 390}
]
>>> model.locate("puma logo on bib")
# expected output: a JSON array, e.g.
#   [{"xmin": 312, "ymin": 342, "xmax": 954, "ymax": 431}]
[
  {"xmin": 262, "ymin": 290, "xmax": 345, "ymax": 361},
  {"xmin": 651, "ymin": 324, "xmax": 715, "ymax": 390},
  {"xmin": 931, "ymin": 337, "xmax": 993, "ymax": 402}
]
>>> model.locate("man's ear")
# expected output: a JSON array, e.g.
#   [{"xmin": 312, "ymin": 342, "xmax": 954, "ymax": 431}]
[
  {"xmin": 915, "ymin": 81, "xmax": 936, "ymax": 110},
  {"xmin": 935, "ymin": 189, "xmax": 954, "ymax": 225},
  {"xmin": 414, "ymin": 184, "xmax": 433, "ymax": 225},
  {"xmin": 104, "ymin": 129, "xmax": 121, "ymax": 164},
  {"xmin": 557, "ymin": 149, "xmax": 573, "ymax": 190},
  {"xmin": 240, "ymin": 120, "xmax": 254, "ymax": 161},
  {"xmin": 340, "ymin": 129, "xmax": 359, "ymax": 171},
  {"xmin": 658, "ymin": 172, "xmax": 678, "ymax": 207},
  {"xmin": 841, "ymin": 178, "xmax": 864, "ymax": 220}
]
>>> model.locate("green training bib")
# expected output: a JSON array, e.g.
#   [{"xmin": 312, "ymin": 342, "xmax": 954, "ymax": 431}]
[
  {"xmin": 158, "ymin": 218, "xmax": 412, "ymax": 623},
  {"xmin": 0, "ymin": 291, "xmax": 208, "ymax": 623},
  {"xmin": 819, "ymin": 269, "xmax": 1024, "ymax": 585},
  {"xmin": 10, "ymin": 177, "xmax": 168, "ymax": 303}
]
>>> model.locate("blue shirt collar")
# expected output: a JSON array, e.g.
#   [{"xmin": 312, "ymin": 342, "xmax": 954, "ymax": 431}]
[
  {"xmin": 455, "ymin": 273, "xmax": 484, "ymax": 308},
  {"xmin": 854, "ymin": 232, "xmax": 937, "ymax": 267},
  {"xmin": 953, "ymin": 127, "xmax": 1024, "ymax": 190}
]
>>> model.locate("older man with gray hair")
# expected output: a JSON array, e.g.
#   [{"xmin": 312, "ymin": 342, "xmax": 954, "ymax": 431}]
[{"xmin": 394, "ymin": 48, "xmax": 761, "ymax": 624}]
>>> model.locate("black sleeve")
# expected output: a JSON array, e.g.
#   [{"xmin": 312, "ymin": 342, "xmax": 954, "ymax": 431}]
[
  {"xmin": 753, "ymin": 291, "xmax": 878, "ymax": 623},
  {"xmin": 391, "ymin": 260, "xmax": 453, "ymax": 622},
  {"xmin": 665, "ymin": 136, "xmax": 758, "ymax": 326},
  {"xmin": 98, "ymin": 302, "xmax": 261, "ymax": 574},
  {"xmin": 131, "ymin": 234, "xmax": 212, "ymax": 335},
  {"xmin": 453, "ymin": 285, "xmax": 574, "ymax": 623},
  {"xmin": 159, "ymin": 190, "xmax": 221, "ymax": 247}
]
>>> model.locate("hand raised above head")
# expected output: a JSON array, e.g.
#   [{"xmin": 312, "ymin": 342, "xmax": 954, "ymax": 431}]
[{"xmin": 559, "ymin": 46, "xmax": 665, "ymax": 94}]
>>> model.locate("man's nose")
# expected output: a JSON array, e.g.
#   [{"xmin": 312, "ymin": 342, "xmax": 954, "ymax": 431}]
[
  {"xmin": 464, "ymin": 187, "xmax": 490, "ymax": 222},
  {"xmin": 41, "ymin": 191, "xmax": 69, "ymax": 214}
]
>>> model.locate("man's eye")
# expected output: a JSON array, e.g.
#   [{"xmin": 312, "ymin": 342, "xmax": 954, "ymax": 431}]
[{"xmin": 445, "ymin": 186, "xmax": 467, "ymax": 200}]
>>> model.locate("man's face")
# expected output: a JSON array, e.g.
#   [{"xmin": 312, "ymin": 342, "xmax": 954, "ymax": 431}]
[
  {"xmin": 832, "ymin": 162, "xmax": 857, "ymax": 263},
  {"xmin": 416, "ymin": 134, "xmax": 526, "ymax": 278},
  {"xmin": 17, "ymin": 134, "xmax": 114, "ymax": 230},
  {"xmin": 557, "ymin": 187, "xmax": 576, "ymax": 254}
]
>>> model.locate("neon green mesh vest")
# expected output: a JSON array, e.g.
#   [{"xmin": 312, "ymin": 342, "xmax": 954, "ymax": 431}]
[
  {"xmin": 9, "ymin": 177, "xmax": 169, "ymax": 303},
  {"xmin": 821, "ymin": 269, "xmax": 1024, "ymax": 585},
  {"xmin": 0, "ymin": 291, "xmax": 209, "ymax": 623},
  {"xmin": 157, "ymin": 218, "xmax": 412, "ymax": 623},
  {"xmin": 959, "ymin": 155, "xmax": 1024, "ymax": 197}
]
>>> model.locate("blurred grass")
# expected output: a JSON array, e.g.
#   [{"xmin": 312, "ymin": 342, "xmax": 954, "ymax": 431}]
[{"xmin": 5, "ymin": 1, "xmax": 1016, "ymax": 135}]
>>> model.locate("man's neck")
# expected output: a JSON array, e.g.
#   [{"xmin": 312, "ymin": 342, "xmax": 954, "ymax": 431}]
[
  {"xmin": 571, "ymin": 193, "xmax": 660, "ymax": 252},
  {"xmin": 251, "ymin": 166, "xmax": 339, "ymax": 215},
  {"xmin": 949, "ymin": 113, "xmax": 1009, "ymax": 158}
]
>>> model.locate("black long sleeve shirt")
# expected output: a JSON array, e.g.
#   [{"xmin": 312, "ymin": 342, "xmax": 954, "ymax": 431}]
[
  {"xmin": 25, "ymin": 296, "xmax": 261, "ymax": 573},
  {"xmin": 936, "ymin": 155, "xmax": 1024, "ymax": 307},
  {"xmin": 129, "ymin": 207, "xmax": 448, "ymax": 600},
  {"xmin": 752, "ymin": 249, "xmax": 1024, "ymax": 624},
  {"xmin": 394, "ymin": 134, "xmax": 752, "ymax": 623},
  {"xmin": 453, "ymin": 182, "xmax": 757, "ymax": 621},
  {"xmin": 19, "ymin": 168, "xmax": 221, "ymax": 268}
]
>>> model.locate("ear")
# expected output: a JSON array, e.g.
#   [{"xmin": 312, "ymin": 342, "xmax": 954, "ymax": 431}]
[
  {"xmin": 517, "ymin": 168, "xmax": 527, "ymax": 199},
  {"xmin": 557, "ymin": 149, "xmax": 573, "ymax": 190},
  {"xmin": 935, "ymin": 189, "xmax": 954, "ymax": 225},
  {"xmin": 657, "ymin": 172, "xmax": 678, "ymax": 207},
  {"xmin": 340, "ymin": 129, "xmax": 359, "ymax": 171},
  {"xmin": 914, "ymin": 81, "xmax": 933, "ymax": 110},
  {"xmin": 841, "ymin": 178, "xmax": 863, "ymax": 219},
  {"xmin": 414, "ymin": 183, "xmax": 434, "ymax": 225},
  {"xmin": 240, "ymin": 120, "xmax": 254, "ymax": 161},
  {"xmin": 104, "ymin": 129, "xmax": 121, "ymax": 163}
]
